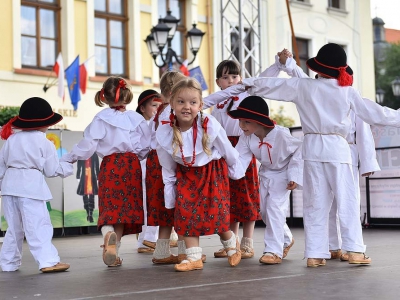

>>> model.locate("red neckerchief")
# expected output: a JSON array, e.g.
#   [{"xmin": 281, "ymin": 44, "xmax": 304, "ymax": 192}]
[
  {"xmin": 259, "ymin": 141, "xmax": 272, "ymax": 164},
  {"xmin": 216, "ymin": 96, "xmax": 239, "ymax": 109},
  {"xmin": 111, "ymin": 105, "xmax": 126, "ymax": 110}
]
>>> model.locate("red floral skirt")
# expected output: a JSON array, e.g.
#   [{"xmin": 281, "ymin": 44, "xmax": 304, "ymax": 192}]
[
  {"xmin": 97, "ymin": 152, "xmax": 144, "ymax": 236},
  {"xmin": 228, "ymin": 136, "xmax": 261, "ymax": 222},
  {"xmin": 146, "ymin": 150, "xmax": 175, "ymax": 227},
  {"xmin": 174, "ymin": 159, "xmax": 231, "ymax": 237}
]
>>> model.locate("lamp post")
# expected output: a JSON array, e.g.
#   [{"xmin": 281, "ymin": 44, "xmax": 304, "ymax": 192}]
[
  {"xmin": 144, "ymin": 11, "xmax": 205, "ymax": 69},
  {"xmin": 391, "ymin": 76, "xmax": 400, "ymax": 97},
  {"xmin": 376, "ymin": 88, "xmax": 385, "ymax": 104}
]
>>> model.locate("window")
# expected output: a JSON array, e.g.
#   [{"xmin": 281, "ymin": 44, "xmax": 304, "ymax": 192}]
[
  {"xmin": 231, "ymin": 28, "xmax": 253, "ymax": 77},
  {"xmin": 294, "ymin": 38, "xmax": 310, "ymax": 76},
  {"xmin": 328, "ymin": 0, "xmax": 345, "ymax": 10},
  {"xmin": 94, "ymin": 0, "xmax": 128, "ymax": 76},
  {"xmin": 21, "ymin": 0, "xmax": 60, "ymax": 69}
]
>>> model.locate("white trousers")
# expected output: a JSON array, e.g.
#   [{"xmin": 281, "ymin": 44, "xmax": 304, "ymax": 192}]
[
  {"xmin": 303, "ymin": 161, "xmax": 366, "ymax": 258},
  {"xmin": 329, "ymin": 164, "xmax": 360, "ymax": 251},
  {"xmin": 260, "ymin": 175, "xmax": 292, "ymax": 257},
  {"xmin": 0, "ymin": 196, "xmax": 60, "ymax": 271}
]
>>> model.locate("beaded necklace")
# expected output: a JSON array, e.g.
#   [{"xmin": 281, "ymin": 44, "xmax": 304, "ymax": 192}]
[
  {"xmin": 179, "ymin": 117, "xmax": 198, "ymax": 167},
  {"xmin": 216, "ymin": 96, "xmax": 239, "ymax": 109}
]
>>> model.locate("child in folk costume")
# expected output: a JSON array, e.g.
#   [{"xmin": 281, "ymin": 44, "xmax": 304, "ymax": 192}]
[
  {"xmin": 211, "ymin": 60, "xmax": 295, "ymax": 259},
  {"xmin": 0, "ymin": 97, "xmax": 72, "ymax": 273},
  {"xmin": 243, "ymin": 43, "xmax": 400, "ymax": 267},
  {"xmin": 135, "ymin": 89, "xmax": 162, "ymax": 253},
  {"xmin": 61, "ymin": 77, "xmax": 151, "ymax": 267},
  {"xmin": 156, "ymin": 78, "xmax": 246, "ymax": 272},
  {"xmin": 228, "ymin": 96, "xmax": 302, "ymax": 264},
  {"xmin": 277, "ymin": 49, "xmax": 381, "ymax": 261}
]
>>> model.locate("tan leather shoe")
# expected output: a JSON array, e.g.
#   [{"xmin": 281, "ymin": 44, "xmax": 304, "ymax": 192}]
[
  {"xmin": 240, "ymin": 247, "xmax": 254, "ymax": 259},
  {"xmin": 214, "ymin": 248, "xmax": 228, "ymax": 258},
  {"xmin": 108, "ymin": 257, "xmax": 122, "ymax": 267},
  {"xmin": 259, "ymin": 253, "xmax": 282, "ymax": 264},
  {"xmin": 143, "ymin": 240, "xmax": 156, "ymax": 249},
  {"xmin": 329, "ymin": 249, "xmax": 342, "ymax": 259},
  {"xmin": 307, "ymin": 258, "xmax": 326, "ymax": 267},
  {"xmin": 174, "ymin": 259, "xmax": 203, "ymax": 272},
  {"xmin": 100, "ymin": 231, "xmax": 117, "ymax": 266},
  {"xmin": 138, "ymin": 247, "xmax": 154, "ymax": 254},
  {"xmin": 40, "ymin": 262, "xmax": 70, "ymax": 273},
  {"xmin": 348, "ymin": 252, "xmax": 371, "ymax": 264},
  {"xmin": 227, "ymin": 239, "xmax": 242, "ymax": 267},
  {"xmin": 178, "ymin": 254, "xmax": 207, "ymax": 263},
  {"xmin": 152, "ymin": 254, "xmax": 179, "ymax": 264},
  {"xmin": 283, "ymin": 238, "xmax": 294, "ymax": 259},
  {"xmin": 340, "ymin": 252, "xmax": 349, "ymax": 261}
]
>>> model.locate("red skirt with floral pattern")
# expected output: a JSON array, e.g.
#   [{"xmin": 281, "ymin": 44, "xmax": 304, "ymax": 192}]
[
  {"xmin": 228, "ymin": 136, "xmax": 261, "ymax": 222},
  {"xmin": 174, "ymin": 159, "xmax": 231, "ymax": 237},
  {"xmin": 97, "ymin": 152, "xmax": 144, "ymax": 236},
  {"xmin": 146, "ymin": 149, "xmax": 175, "ymax": 227}
]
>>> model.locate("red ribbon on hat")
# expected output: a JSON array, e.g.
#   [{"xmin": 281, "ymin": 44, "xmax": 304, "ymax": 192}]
[
  {"xmin": 114, "ymin": 79, "xmax": 127, "ymax": 103},
  {"xmin": 313, "ymin": 59, "xmax": 353, "ymax": 87},
  {"xmin": 0, "ymin": 116, "xmax": 18, "ymax": 140}
]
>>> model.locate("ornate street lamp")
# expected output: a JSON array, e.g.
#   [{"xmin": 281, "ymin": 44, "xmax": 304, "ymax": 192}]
[
  {"xmin": 376, "ymin": 88, "xmax": 385, "ymax": 104},
  {"xmin": 144, "ymin": 11, "xmax": 205, "ymax": 68},
  {"xmin": 391, "ymin": 77, "xmax": 400, "ymax": 97}
]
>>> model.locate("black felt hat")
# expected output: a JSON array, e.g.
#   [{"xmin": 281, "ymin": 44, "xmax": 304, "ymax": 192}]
[
  {"xmin": 12, "ymin": 97, "xmax": 63, "ymax": 129},
  {"xmin": 306, "ymin": 43, "xmax": 353, "ymax": 86},
  {"xmin": 228, "ymin": 96, "xmax": 275, "ymax": 128}
]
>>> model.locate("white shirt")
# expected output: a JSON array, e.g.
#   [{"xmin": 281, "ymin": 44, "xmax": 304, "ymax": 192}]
[
  {"xmin": 62, "ymin": 108, "xmax": 151, "ymax": 162},
  {"xmin": 156, "ymin": 113, "xmax": 245, "ymax": 208},
  {"xmin": 0, "ymin": 131, "xmax": 73, "ymax": 201},
  {"xmin": 242, "ymin": 76, "xmax": 400, "ymax": 164},
  {"xmin": 236, "ymin": 126, "xmax": 303, "ymax": 186}
]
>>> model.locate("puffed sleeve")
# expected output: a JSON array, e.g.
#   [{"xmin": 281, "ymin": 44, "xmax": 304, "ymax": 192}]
[
  {"xmin": 235, "ymin": 134, "xmax": 253, "ymax": 171},
  {"xmin": 60, "ymin": 118, "xmax": 104, "ymax": 163},
  {"xmin": 212, "ymin": 127, "xmax": 245, "ymax": 180},
  {"xmin": 203, "ymin": 85, "xmax": 246, "ymax": 109},
  {"xmin": 131, "ymin": 120, "xmax": 151, "ymax": 161},
  {"xmin": 156, "ymin": 145, "xmax": 177, "ymax": 209}
]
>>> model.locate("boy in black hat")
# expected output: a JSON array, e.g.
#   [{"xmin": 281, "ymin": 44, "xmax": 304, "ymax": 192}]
[
  {"xmin": 242, "ymin": 43, "xmax": 400, "ymax": 267},
  {"xmin": 228, "ymin": 96, "xmax": 302, "ymax": 265},
  {"xmin": 0, "ymin": 97, "xmax": 72, "ymax": 273}
]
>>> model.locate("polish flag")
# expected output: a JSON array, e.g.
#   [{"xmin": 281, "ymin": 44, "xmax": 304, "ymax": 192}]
[
  {"xmin": 53, "ymin": 53, "xmax": 65, "ymax": 99},
  {"xmin": 79, "ymin": 60, "xmax": 88, "ymax": 94},
  {"xmin": 179, "ymin": 59, "xmax": 190, "ymax": 77}
]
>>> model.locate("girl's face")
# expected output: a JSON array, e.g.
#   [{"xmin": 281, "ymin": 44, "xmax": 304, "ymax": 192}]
[
  {"xmin": 171, "ymin": 88, "xmax": 203, "ymax": 130},
  {"xmin": 216, "ymin": 69, "xmax": 241, "ymax": 90},
  {"xmin": 239, "ymin": 119, "xmax": 265, "ymax": 136},
  {"xmin": 140, "ymin": 99, "xmax": 161, "ymax": 120}
]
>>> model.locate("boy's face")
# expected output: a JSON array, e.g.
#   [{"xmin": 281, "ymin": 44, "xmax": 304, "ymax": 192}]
[
  {"xmin": 238, "ymin": 119, "xmax": 264, "ymax": 136},
  {"xmin": 216, "ymin": 69, "xmax": 241, "ymax": 90},
  {"xmin": 140, "ymin": 99, "xmax": 161, "ymax": 121}
]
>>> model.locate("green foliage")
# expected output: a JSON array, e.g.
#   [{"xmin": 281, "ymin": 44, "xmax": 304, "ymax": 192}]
[
  {"xmin": 270, "ymin": 106, "xmax": 295, "ymax": 127},
  {"xmin": 0, "ymin": 107, "xmax": 20, "ymax": 126},
  {"xmin": 376, "ymin": 42, "xmax": 400, "ymax": 109}
]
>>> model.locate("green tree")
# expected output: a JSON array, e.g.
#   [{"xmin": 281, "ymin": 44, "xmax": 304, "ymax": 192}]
[
  {"xmin": 0, "ymin": 107, "xmax": 20, "ymax": 126},
  {"xmin": 376, "ymin": 42, "xmax": 400, "ymax": 109},
  {"xmin": 270, "ymin": 106, "xmax": 295, "ymax": 127}
]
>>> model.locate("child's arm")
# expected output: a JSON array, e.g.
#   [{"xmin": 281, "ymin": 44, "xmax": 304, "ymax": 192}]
[
  {"xmin": 213, "ymin": 128, "xmax": 246, "ymax": 180},
  {"xmin": 203, "ymin": 84, "xmax": 246, "ymax": 110},
  {"xmin": 355, "ymin": 116, "xmax": 381, "ymax": 175},
  {"xmin": 156, "ymin": 145, "xmax": 178, "ymax": 209},
  {"xmin": 0, "ymin": 145, "xmax": 7, "ymax": 189},
  {"xmin": 235, "ymin": 134, "xmax": 255, "ymax": 172},
  {"xmin": 131, "ymin": 120, "xmax": 152, "ymax": 161},
  {"xmin": 285, "ymin": 135, "xmax": 303, "ymax": 189},
  {"xmin": 43, "ymin": 143, "xmax": 74, "ymax": 178}
]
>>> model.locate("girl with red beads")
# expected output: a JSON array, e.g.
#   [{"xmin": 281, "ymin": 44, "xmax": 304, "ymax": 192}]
[
  {"xmin": 156, "ymin": 78, "xmax": 245, "ymax": 272},
  {"xmin": 61, "ymin": 77, "xmax": 151, "ymax": 267}
]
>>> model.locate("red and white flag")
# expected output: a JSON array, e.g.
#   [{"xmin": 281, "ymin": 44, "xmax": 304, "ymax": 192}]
[
  {"xmin": 79, "ymin": 60, "xmax": 88, "ymax": 94},
  {"xmin": 179, "ymin": 59, "xmax": 190, "ymax": 77},
  {"xmin": 53, "ymin": 53, "xmax": 65, "ymax": 99}
]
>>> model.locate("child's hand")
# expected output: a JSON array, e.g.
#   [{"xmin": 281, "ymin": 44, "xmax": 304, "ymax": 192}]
[
  {"xmin": 278, "ymin": 48, "xmax": 293, "ymax": 65},
  {"xmin": 362, "ymin": 172, "xmax": 374, "ymax": 177},
  {"xmin": 286, "ymin": 181, "xmax": 297, "ymax": 190}
]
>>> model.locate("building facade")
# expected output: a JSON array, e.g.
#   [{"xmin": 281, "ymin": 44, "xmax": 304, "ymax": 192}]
[{"xmin": 0, "ymin": 0, "xmax": 375, "ymax": 130}]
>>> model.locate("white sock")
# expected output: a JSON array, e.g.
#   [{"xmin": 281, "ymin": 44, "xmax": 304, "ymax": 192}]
[
  {"xmin": 101, "ymin": 225, "xmax": 114, "ymax": 238},
  {"xmin": 153, "ymin": 239, "xmax": 171, "ymax": 259},
  {"xmin": 221, "ymin": 232, "xmax": 237, "ymax": 256},
  {"xmin": 181, "ymin": 247, "xmax": 202, "ymax": 263},
  {"xmin": 240, "ymin": 237, "xmax": 253, "ymax": 250},
  {"xmin": 178, "ymin": 240, "xmax": 186, "ymax": 255}
]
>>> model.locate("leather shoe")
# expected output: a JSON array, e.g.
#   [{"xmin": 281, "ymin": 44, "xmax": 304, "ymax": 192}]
[
  {"xmin": 227, "ymin": 239, "xmax": 241, "ymax": 267},
  {"xmin": 100, "ymin": 231, "xmax": 117, "ymax": 266},
  {"xmin": 152, "ymin": 254, "xmax": 179, "ymax": 264},
  {"xmin": 241, "ymin": 247, "xmax": 254, "ymax": 259},
  {"xmin": 348, "ymin": 252, "xmax": 371, "ymax": 264},
  {"xmin": 143, "ymin": 240, "xmax": 156, "ymax": 249},
  {"xmin": 307, "ymin": 258, "xmax": 326, "ymax": 267},
  {"xmin": 259, "ymin": 253, "xmax": 282, "ymax": 264},
  {"xmin": 174, "ymin": 259, "xmax": 203, "ymax": 272},
  {"xmin": 214, "ymin": 248, "xmax": 227, "ymax": 258},
  {"xmin": 283, "ymin": 238, "xmax": 294, "ymax": 258},
  {"xmin": 40, "ymin": 262, "xmax": 70, "ymax": 273},
  {"xmin": 138, "ymin": 247, "xmax": 154, "ymax": 253},
  {"xmin": 178, "ymin": 254, "xmax": 207, "ymax": 263},
  {"xmin": 340, "ymin": 252, "xmax": 349, "ymax": 261},
  {"xmin": 329, "ymin": 249, "xmax": 342, "ymax": 259}
]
